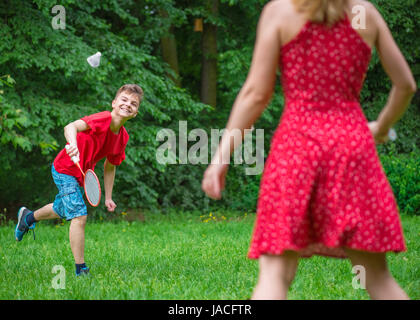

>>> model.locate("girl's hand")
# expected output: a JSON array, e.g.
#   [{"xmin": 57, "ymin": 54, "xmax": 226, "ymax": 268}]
[
  {"xmin": 367, "ymin": 121, "xmax": 390, "ymax": 144},
  {"xmin": 105, "ymin": 199, "xmax": 117, "ymax": 212},
  {"xmin": 202, "ymin": 163, "xmax": 229, "ymax": 200}
]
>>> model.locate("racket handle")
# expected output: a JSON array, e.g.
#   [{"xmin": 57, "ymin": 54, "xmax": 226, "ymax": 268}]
[{"xmin": 65, "ymin": 144, "xmax": 80, "ymax": 163}]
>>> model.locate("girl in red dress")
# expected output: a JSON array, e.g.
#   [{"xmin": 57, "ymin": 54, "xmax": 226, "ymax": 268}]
[{"xmin": 202, "ymin": 0, "xmax": 416, "ymax": 299}]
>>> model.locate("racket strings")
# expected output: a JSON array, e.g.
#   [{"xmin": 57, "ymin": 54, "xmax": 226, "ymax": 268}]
[{"xmin": 84, "ymin": 171, "xmax": 101, "ymax": 206}]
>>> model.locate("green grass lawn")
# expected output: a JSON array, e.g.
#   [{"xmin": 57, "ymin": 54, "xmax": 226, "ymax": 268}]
[{"xmin": 0, "ymin": 211, "xmax": 418, "ymax": 300}]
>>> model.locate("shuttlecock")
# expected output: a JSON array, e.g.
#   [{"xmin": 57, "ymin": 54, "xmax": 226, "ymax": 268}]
[
  {"xmin": 388, "ymin": 128, "xmax": 397, "ymax": 141},
  {"xmin": 87, "ymin": 52, "xmax": 101, "ymax": 68}
]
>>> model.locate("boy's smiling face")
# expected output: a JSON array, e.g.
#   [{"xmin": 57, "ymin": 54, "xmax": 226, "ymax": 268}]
[{"xmin": 112, "ymin": 91, "xmax": 140, "ymax": 119}]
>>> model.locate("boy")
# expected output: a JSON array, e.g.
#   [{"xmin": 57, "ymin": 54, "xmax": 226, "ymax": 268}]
[{"xmin": 14, "ymin": 84, "xmax": 143, "ymax": 276}]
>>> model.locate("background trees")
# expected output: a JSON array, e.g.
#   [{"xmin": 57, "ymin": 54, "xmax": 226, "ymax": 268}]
[{"xmin": 0, "ymin": 0, "xmax": 418, "ymax": 219}]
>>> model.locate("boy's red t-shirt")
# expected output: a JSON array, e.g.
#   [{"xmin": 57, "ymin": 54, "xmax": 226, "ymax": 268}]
[{"xmin": 53, "ymin": 111, "xmax": 129, "ymax": 186}]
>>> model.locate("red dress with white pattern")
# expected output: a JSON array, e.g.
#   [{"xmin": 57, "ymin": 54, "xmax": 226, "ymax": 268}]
[{"xmin": 248, "ymin": 16, "xmax": 407, "ymax": 259}]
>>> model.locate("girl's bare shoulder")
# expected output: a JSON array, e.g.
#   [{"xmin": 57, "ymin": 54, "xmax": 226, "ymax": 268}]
[
  {"xmin": 264, "ymin": 0, "xmax": 302, "ymax": 22},
  {"xmin": 347, "ymin": 0, "xmax": 382, "ymax": 22}
]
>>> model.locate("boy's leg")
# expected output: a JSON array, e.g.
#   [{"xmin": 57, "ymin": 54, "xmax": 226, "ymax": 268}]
[
  {"xmin": 15, "ymin": 203, "xmax": 61, "ymax": 241},
  {"xmin": 51, "ymin": 164, "xmax": 89, "ymax": 274},
  {"xmin": 34, "ymin": 203, "xmax": 60, "ymax": 221},
  {"xmin": 344, "ymin": 248, "xmax": 409, "ymax": 300},
  {"xmin": 15, "ymin": 207, "xmax": 37, "ymax": 241},
  {"xmin": 69, "ymin": 215, "xmax": 87, "ymax": 264},
  {"xmin": 251, "ymin": 251, "xmax": 299, "ymax": 300}
]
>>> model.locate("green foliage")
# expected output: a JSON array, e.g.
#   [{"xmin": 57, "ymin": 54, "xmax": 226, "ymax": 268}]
[
  {"xmin": 223, "ymin": 167, "xmax": 260, "ymax": 212},
  {"xmin": 0, "ymin": 0, "xmax": 206, "ymax": 211},
  {"xmin": 0, "ymin": 75, "xmax": 32, "ymax": 157},
  {"xmin": 0, "ymin": 0, "xmax": 419, "ymax": 216},
  {"xmin": 380, "ymin": 145, "xmax": 420, "ymax": 216}
]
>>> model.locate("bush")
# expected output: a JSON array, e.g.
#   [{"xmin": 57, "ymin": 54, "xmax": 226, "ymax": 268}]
[{"xmin": 380, "ymin": 145, "xmax": 420, "ymax": 216}]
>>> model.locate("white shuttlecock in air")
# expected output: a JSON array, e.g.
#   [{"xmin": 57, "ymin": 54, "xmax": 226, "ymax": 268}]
[
  {"xmin": 388, "ymin": 128, "xmax": 397, "ymax": 141},
  {"xmin": 87, "ymin": 52, "xmax": 101, "ymax": 68}
]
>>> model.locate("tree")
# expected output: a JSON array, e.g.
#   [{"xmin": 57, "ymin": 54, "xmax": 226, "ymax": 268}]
[
  {"xmin": 200, "ymin": 0, "xmax": 219, "ymax": 108},
  {"xmin": 159, "ymin": 8, "xmax": 181, "ymax": 86}
]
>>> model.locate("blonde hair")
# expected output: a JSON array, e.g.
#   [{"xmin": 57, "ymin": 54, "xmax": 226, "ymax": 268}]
[{"xmin": 292, "ymin": 0, "xmax": 349, "ymax": 27}]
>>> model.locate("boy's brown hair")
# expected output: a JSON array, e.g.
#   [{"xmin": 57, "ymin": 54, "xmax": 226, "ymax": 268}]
[{"xmin": 115, "ymin": 84, "xmax": 144, "ymax": 103}]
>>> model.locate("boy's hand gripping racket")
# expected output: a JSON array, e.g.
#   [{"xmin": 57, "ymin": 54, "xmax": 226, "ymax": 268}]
[{"xmin": 65, "ymin": 145, "xmax": 101, "ymax": 207}]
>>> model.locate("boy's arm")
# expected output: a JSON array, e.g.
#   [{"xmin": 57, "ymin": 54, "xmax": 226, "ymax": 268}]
[
  {"xmin": 104, "ymin": 158, "xmax": 117, "ymax": 212},
  {"xmin": 64, "ymin": 119, "xmax": 90, "ymax": 158}
]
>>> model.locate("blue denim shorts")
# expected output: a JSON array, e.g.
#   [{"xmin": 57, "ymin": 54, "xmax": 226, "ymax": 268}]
[{"xmin": 51, "ymin": 164, "xmax": 87, "ymax": 220}]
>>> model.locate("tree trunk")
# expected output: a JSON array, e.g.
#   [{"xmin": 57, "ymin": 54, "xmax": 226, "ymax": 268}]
[
  {"xmin": 160, "ymin": 10, "xmax": 181, "ymax": 87},
  {"xmin": 200, "ymin": 0, "xmax": 218, "ymax": 108}
]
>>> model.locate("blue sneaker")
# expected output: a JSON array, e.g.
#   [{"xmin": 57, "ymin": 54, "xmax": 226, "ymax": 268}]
[
  {"xmin": 76, "ymin": 267, "xmax": 90, "ymax": 277},
  {"xmin": 15, "ymin": 207, "xmax": 36, "ymax": 241}
]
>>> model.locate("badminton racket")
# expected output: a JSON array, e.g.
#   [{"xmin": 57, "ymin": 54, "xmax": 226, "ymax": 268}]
[{"xmin": 65, "ymin": 145, "xmax": 101, "ymax": 207}]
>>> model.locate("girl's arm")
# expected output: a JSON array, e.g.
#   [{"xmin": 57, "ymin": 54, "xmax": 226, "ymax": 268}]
[
  {"xmin": 214, "ymin": 3, "xmax": 281, "ymax": 164},
  {"xmin": 370, "ymin": 3, "xmax": 417, "ymax": 137},
  {"xmin": 202, "ymin": 2, "xmax": 282, "ymax": 200}
]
